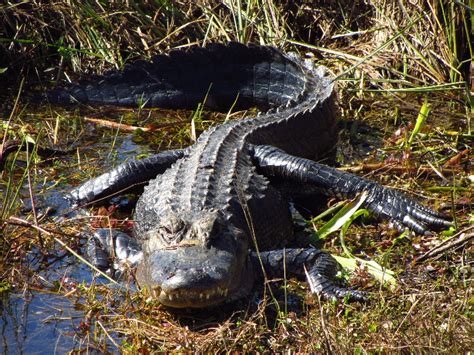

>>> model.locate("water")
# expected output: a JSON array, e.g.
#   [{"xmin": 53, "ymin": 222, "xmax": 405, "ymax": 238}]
[
  {"xmin": 1, "ymin": 132, "xmax": 149, "ymax": 353},
  {"xmin": 2, "ymin": 287, "xmax": 85, "ymax": 353}
]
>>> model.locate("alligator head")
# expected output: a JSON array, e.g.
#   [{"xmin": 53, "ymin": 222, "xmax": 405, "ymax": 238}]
[{"xmin": 136, "ymin": 210, "xmax": 253, "ymax": 308}]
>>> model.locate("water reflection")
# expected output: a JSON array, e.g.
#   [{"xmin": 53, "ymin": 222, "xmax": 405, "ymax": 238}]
[
  {"xmin": 1, "ymin": 134, "xmax": 148, "ymax": 353},
  {"xmin": 1, "ymin": 291, "xmax": 82, "ymax": 354}
]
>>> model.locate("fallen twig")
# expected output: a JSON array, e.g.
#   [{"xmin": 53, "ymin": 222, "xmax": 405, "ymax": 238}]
[
  {"xmin": 84, "ymin": 117, "xmax": 154, "ymax": 131},
  {"xmin": 84, "ymin": 116, "xmax": 186, "ymax": 132},
  {"xmin": 415, "ymin": 226, "xmax": 474, "ymax": 263}
]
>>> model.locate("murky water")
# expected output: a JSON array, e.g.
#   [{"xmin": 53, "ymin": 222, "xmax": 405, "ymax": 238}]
[
  {"xmin": 0, "ymin": 248, "xmax": 132, "ymax": 353},
  {"xmin": 2, "ymin": 277, "xmax": 89, "ymax": 353},
  {"xmin": 1, "ymin": 130, "xmax": 150, "ymax": 353}
]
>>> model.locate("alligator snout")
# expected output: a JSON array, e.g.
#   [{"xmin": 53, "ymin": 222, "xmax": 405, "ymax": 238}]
[{"xmin": 137, "ymin": 244, "xmax": 243, "ymax": 308}]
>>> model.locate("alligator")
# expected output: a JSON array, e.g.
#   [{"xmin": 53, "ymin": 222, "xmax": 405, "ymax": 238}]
[{"xmin": 47, "ymin": 43, "xmax": 450, "ymax": 308}]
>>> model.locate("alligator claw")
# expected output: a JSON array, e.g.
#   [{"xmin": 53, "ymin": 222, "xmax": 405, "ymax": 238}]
[
  {"xmin": 365, "ymin": 185, "xmax": 452, "ymax": 234},
  {"xmin": 87, "ymin": 228, "xmax": 143, "ymax": 278},
  {"xmin": 253, "ymin": 248, "xmax": 368, "ymax": 303},
  {"xmin": 308, "ymin": 273, "xmax": 369, "ymax": 302},
  {"xmin": 305, "ymin": 251, "xmax": 368, "ymax": 302}
]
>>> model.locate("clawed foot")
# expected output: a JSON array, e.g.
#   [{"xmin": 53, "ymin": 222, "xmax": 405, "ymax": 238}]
[
  {"xmin": 305, "ymin": 252, "xmax": 368, "ymax": 303},
  {"xmin": 87, "ymin": 228, "xmax": 143, "ymax": 278},
  {"xmin": 364, "ymin": 184, "xmax": 452, "ymax": 235}
]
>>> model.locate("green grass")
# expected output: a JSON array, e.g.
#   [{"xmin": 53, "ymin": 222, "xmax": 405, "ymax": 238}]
[{"xmin": 0, "ymin": 0, "xmax": 472, "ymax": 352}]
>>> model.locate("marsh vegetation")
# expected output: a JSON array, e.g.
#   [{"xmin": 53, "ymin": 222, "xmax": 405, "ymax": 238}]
[{"xmin": 0, "ymin": 1, "xmax": 472, "ymax": 352}]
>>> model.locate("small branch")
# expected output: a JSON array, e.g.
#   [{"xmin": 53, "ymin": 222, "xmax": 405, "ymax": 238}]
[
  {"xmin": 84, "ymin": 116, "xmax": 186, "ymax": 132},
  {"xmin": 8, "ymin": 215, "xmax": 53, "ymax": 236},
  {"xmin": 84, "ymin": 117, "xmax": 154, "ymax": 131},
  {"xmin": 415, "ymin": 227, "xmax": 474, "ymax": 263}
]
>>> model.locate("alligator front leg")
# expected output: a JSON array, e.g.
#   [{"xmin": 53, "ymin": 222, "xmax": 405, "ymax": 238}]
[
  {"xmin": 30, "ymin": 149, "xmax": 185, "ymax": 218},
  {"xmin": 68, "ymin": 149, "xmax": 185, "ymax": 207},
  {"xmin": 87, "ymin": 228, "xmax": 143, "ymax": 278},
  {"xmin": 252, "ymin": 145, "xmax": 451, "ymax": 234},
  {"xmin": 251, "ymin": 248, "xmax": 367, "ymax": 301}
]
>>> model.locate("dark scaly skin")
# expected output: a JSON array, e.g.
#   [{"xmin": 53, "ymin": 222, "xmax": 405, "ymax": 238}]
[
  {"xmin": 251, "ymin": 145, "xmax": 450, "ymax": 235},
  {"xmin": 68, "ymin": 149, "xmax": 185, "ymax": 207},
  {"xmin": 50, "ymin": 43, "xmax": 450, "ymax": 308},
  {"xmin": 250, "ymin": 248, "xmax": 367, "ymax": 302}
]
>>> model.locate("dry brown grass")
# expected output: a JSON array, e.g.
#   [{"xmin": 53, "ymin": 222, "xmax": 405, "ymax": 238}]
[{"xmin": 0, "ymin": 1, "xmax": 471, "ymax": 88}]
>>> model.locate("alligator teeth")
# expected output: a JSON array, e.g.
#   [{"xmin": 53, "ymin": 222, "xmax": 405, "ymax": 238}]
[
  {"xmin": 157, "ymin": 287, "xmax": 230, "ymax": 304},
  {"xmin": 217, "ymin": 287, "xmax": 229, "ymax": 296}
]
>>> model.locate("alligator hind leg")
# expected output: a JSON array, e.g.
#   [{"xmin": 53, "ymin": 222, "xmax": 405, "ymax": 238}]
[
  {"xmin": 68, "ymin": 149, "xmax": 185, "ymax": 207},
  {"xmin": 251, "ymin": 248, "xmax": 367, "ymax": 302},
  {"xmin": 252, "ymin": 145, "xmax": 451, "ymax": 235},
  {"xmin": 87, "ymin": 228, "xmax": 143, "ymax": 278}
]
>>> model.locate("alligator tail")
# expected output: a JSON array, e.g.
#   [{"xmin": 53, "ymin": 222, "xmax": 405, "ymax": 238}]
[{"xmin": 47, "ymin": 42, "xmax": 313, "ymax": 112}]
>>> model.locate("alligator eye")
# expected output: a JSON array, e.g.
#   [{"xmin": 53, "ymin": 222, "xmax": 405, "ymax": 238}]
[
  {"xmin": 159, "ymin": 227, "xmax": 177, "ymax": 244},
  {"xmin": 159, "ymin": 221, "xmax": 187, "ymax": 245}
]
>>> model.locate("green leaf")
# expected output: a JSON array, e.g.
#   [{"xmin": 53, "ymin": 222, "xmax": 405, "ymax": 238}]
[
  {"xmin": 339, "ymin": 208, "xmax": 370, "ymax": 256},
  {"xmin": 334, "ymin": 198, "xmax": 397, "ymax": 288},
  {"xmin": 313, "ymin": 191, "xmax": 368, "ymax": 241},
  {"xmin": 408, "ymin": 100, "xmax": 430, "ymax": 146},
  {"xmin": 333, "ymin": 255, "xmax": 397, "ymax": 288},
  {"xmin": 25, "ymin": 134, "xmax": 36, "ymax": 144},
  {"xmin": 309, "ymin": 201, "xmax": 345, "ymax": 224}
]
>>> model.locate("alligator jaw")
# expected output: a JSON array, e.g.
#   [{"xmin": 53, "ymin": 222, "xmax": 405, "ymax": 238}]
[
  {"xmin": 136, "ymin": 221, "xmax": 251, "ymax": 308},
  {"xmin": 151, "ymin": 259, "xmax": 254, "ymax": 308},
  {"xmin": 152, "ymin": 285, "xmax": 231, "ymax": 308}
]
